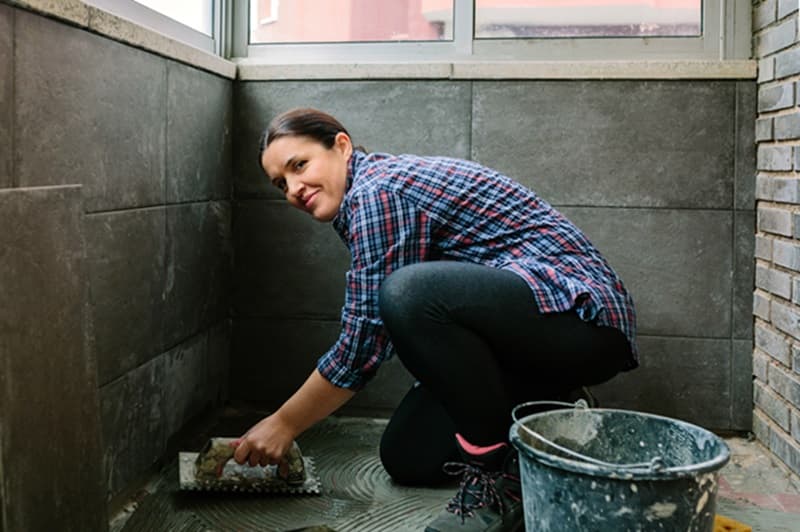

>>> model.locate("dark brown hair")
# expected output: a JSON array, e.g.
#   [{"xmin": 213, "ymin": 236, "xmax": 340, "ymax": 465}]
[{"xmin": 258, "ymin": 108, "xmax": 363, "ymax": 163}]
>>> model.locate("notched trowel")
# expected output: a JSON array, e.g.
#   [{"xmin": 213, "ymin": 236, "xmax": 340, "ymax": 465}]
[{"xmin": 179, "ymin": 438, "xmax": 321, "ymax": 494}]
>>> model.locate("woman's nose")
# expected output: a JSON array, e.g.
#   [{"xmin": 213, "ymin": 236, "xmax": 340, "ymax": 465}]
[{"xmin": 286, "ymin": 178, "xmax": 304, "ymax": 198}]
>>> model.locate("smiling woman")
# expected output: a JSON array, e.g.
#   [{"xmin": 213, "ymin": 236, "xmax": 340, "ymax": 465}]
[{"xmin": 235, "ymin": 107, "xmax": 639, "ymax": 532}]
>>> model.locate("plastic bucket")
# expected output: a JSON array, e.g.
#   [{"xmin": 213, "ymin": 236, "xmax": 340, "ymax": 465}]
[{"xmin": 509, "ymin": 401, "xmax": 730, "ymax": 531}]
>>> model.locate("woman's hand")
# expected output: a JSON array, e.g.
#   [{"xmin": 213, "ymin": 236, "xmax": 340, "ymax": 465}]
[
  {"xmin": 231, "ymin": 369, "xmax": 356, "ymax": 468},
  {"xmin": 233, "ymin": 412, "xmax": 297, "ymax": 467}
]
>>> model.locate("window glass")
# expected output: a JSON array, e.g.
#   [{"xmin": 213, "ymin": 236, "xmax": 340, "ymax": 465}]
[
  {"xmin": 133, "ymin": 0, "xmax": 215, "ymax": 37},
  {"xmin": 249, "ymin": 0, "xmax": 454, "ymax": 44},
  {"xmin": 474, "ymin": 0, "xmax": 702, "ymax": 39}
]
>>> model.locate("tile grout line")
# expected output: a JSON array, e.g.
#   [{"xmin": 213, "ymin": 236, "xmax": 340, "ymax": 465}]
[
  {"xmin": 10, "ymin": 6, "xmax": 17, "ymax": 188},
  {"xmin": 731, "ymin": 82, "xmax": 740, "ymax": 429},
  {"xmin": 161, "ymin": 61, "xmax": 171, "ymax": 363}
]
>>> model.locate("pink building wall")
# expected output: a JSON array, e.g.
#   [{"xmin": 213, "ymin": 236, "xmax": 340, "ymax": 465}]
[{"xmin": 251, "ymin": 0, "xmax": 701, "ymax": 43}]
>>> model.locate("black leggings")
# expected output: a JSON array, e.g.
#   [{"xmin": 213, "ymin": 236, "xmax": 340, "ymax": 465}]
[{"xmin": 377, "ymin": 262, "xmax": 632, "ymax": 485}]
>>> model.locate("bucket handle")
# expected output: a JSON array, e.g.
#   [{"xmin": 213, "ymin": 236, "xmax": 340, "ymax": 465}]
[{"xmin": 511, "ymin": 401, "xmax": 665, "ymax": 473}]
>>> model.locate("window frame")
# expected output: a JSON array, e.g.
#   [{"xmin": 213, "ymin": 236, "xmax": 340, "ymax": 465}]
[
  {"xmin": 232, "ymin": 0, "xmax": 750, "ymax": 62},
  {"xmin": 85, "ymin": 0, "xmax": 227, "ymax": 55}
]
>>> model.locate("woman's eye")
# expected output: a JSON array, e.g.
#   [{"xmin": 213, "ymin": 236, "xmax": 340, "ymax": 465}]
[
  {"xmin": 273, "ymin": 179, "xmax": 287, "ymax": 192},
  {"xmin": 295, "ymin": 160, "xmax": 306, "ymax": 170}
]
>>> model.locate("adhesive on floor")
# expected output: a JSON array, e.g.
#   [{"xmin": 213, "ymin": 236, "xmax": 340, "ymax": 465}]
[
  {"xmin": 113, "ymin": 412, "xmax": 800, "ymax": 532},
  {"xmin": 115, "ymin": 415, "xmax": 454, "ymax": 532}
]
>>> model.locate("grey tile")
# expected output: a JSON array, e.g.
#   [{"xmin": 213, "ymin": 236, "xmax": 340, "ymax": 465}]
[
  {"xmin": 15, "ymin": 11, "xmax": 166, "ymax": 211},
  {"xmin": 733, "ymin": 211, "xmax": 756, "ymax": 339},
  {"xmin": 234, "ymin": 200, "xmax": 350, "ymax": 318},
  {"xmin": 167, "ymin": 61, "xmax": 232, "ymax": 203},
  {"xmin": 232, "ymin": 318, "xmax": 341, "ymax": 407},
  {"xmin": 234, "ymin": 81, "xmax": 471, "ymax": 199},
  {"xmin": 735, "ymin": 82, "xmax": 756, "ymax": 210},
  {"xmin": 164, "ymin": 332, "xmax": 209, "ymax": 439},
  {"xmin": 164, "ymin": 201, "xmax": 232, "ymax": 347},
  {"xmin": 86, "ymin": 207, "xmax": 166, "ymax": 385},
  {"xmin": 99, "ymin": 356, "xmax": 166, "ymax": 499},
  {"xmin": 472, "ymin": 81, "xmax": 735, "ymax": 209},
  {"xmin": 0, "ymin": 5, "xmax": 11, "ymax": 189},
  {"xmin": 593, "ymin": 336, "xmax": 732, "ymax": 430},
  {"xmin": 0, "ymin": 186, "xmax": 106, "ymax": 531},
  {"xmin": 560, "ymin": 207, "xmax": 733, "ymax": 338},
  {"xmin": 232, "ymin": 317, "xmax": 413, "ymax": 414},
  {"xmin": 207, "ymin": 319, "xmax": 231, "ymax": 405},
  {"xmin": 732, "ymin": 339, "xmax": 754, "ymax": 431}
]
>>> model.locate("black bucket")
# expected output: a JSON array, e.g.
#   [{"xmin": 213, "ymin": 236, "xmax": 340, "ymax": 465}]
[{"xmin": 509, "ymin": 402, "xmax": 730, "ymax": 531}]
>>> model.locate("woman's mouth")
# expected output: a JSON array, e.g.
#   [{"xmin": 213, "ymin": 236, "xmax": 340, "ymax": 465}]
[{"xmin": 303, "ymin": 191, "xmax": 319, "ymax": 209}]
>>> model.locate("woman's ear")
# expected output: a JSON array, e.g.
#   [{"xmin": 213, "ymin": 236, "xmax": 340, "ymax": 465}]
[{"xmin": 334, "ymin": 131, "xmax": 353, "ymax": 159}]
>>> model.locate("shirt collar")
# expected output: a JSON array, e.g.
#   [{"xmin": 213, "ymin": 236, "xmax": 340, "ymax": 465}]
[{"xmin": 332, "ymin": 149, "xmax": 367, "ymax": 234}]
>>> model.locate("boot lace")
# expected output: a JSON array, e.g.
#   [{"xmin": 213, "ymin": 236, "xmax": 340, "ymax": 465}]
[{"xmin": 442, "ymin": 462, "xmax": 506, "ymax": 521}]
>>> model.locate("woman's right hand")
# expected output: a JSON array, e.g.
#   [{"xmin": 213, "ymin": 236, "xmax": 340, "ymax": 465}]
[{"xmin": 232, "ymin": 412, "xmax": 297, "ymax": 467}]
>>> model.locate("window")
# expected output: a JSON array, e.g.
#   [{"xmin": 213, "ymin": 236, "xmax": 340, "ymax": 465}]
[
  {"xmin": 133, "ymin": 0, "xmax": 214, "ymax": 36},
  {"xmin": 474, "ymin": 0, "xmax": 702, "ymax": 39},
  {"xmin": 237, "ymin": 0, "xmax": 748, "ymax": 62},
  {"xmin": 86, "ymin": 0, "xmax": 222, "ymax": 54},
  {"xmin": 249, "ymin": 0, "xmax": 453, "ymax": 44}
]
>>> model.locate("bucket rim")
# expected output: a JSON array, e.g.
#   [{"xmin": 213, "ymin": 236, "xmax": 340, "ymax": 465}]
[{"xmin": 509, "ymin": 406, "xmax": 731, "ymax": 480}]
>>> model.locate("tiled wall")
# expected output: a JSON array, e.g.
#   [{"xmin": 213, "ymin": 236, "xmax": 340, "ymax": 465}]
[
  {"xmin": 752, "ymin": 0, "xmax": 800, "ymax": 476},
  {"xmin": 232, "ymin": 79, "xmax": 756, "ymax": 431},
  {"xmin": 0, "ymin": 4, "xmax": 233, "ymax": 503}
]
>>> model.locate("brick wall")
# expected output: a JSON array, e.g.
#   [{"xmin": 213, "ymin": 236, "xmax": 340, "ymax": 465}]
[{"xmin": 753, "ymin": 0, "xmax": 800, "ymax": 475}]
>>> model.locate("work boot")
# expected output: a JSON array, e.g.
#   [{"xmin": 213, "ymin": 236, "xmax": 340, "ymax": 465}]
[{"xmin": 425, "ymin": 434, "xmax": 523, "ymax": 532}]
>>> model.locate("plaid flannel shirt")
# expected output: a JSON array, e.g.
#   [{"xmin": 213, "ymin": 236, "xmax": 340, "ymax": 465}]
[{"xmin": 319, "ymin": 150, "xmax": 638, "ymax": 390}]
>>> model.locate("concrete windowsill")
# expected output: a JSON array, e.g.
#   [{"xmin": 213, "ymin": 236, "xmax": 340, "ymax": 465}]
[{"xmin": 234, "ymin": 59, "xmax": 757, "ymax": 81}]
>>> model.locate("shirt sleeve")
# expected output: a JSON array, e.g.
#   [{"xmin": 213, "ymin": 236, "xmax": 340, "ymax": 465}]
[{"xmin": 317, "ymin": 189, "xmax": 433, "ymax": 390}]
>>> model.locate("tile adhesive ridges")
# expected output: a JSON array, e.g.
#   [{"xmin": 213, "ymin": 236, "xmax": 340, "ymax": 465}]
[{"xmin": 117, "ymin": 415, "xmax": 453, "ymax": 532}]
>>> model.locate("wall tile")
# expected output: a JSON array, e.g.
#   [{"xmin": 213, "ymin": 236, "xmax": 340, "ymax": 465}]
[
  {"xmin": 85, "ymin": 208, "xmax": 166, "ymax": 385},
  {"xmin": 233, "ymin": 315, "xmax": 412, "ymax": 414},
  {"xmin": 234, "ymin": 200, "xmax": 350, "ymax": 318},
  {"xmin": 15, "ymin": 11, "xmax": 166, "ymax": 211},
  {"xmin": 164, "ymin": 332, "xmax": 209, "ymax": 439},
  {"xmin": 234, "ymin": 81, "xmax": 471, "ymax": 199},
  {"xmin": 99, "ymin": 356, "xmax": 166, "ymax": 499},
  {"xmin": 0, "ymin": 186, "xmax": 106, "ymax": 530},
  {"xmin": 593, "ymin": 336, "xmax": 732, "ymax": 429},
  {"xmin": 207, "ymin": 319, "xmax": 231, "ymax": 406},
  {"xmin": 736, "ymin": 82, "xmax": 757, "ymax": 210},
  {"xmin": 0, "ymin": 5, "xmax": 11, "ymax": 189},
  {"xmin": 560, "ymin": 207, "xmax": 733, "ymax": 338},
  {"xmin": 473, "ymin": 81, "xmax": 735, "ymax": 209},
  {"xmin": 734, "ymin": 211, "xmax": 756, "ymax": 339},
  {"xmin": 164, "ymin": 201, "xmax": 232, "ymax": 348},
  {"xmin": 167, "ymin": 61, "xmax": 232, "ymax": 203},
  {"xmin": 232, "ymin": 318, "xmax": 340, "ymax": 407}
]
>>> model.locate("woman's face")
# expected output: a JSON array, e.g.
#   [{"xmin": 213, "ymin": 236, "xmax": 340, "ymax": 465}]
[{"xmin": 261, "ymin": 133, "xmax": 352, "ymax": 222}]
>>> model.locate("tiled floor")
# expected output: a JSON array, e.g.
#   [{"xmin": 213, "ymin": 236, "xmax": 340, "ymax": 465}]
[{"xmin": 112, "ymin": 407, "xmax": 800, "ymax": 531}]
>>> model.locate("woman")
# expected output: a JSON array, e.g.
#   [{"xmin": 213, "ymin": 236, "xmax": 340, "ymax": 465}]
[{"xmin": 233, "ymin": 108, "xmax": 638, "ymax": 532}]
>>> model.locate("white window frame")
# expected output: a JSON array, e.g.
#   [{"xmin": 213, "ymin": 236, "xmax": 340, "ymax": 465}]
[
  {"xmin": 232, "ymin": 0, "xmax": 750, "ymax": 62},
  {"xmin": 85, "ymin": 0, "xmax": 228, "ymax": 56}
]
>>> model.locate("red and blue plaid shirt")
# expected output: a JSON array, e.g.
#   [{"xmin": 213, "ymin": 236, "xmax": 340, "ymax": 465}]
[{"xmin": 320, "ymin": 150, "xmax": 638, "ymax": 390}]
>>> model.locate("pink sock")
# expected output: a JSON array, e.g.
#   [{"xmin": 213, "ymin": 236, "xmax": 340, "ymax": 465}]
[{"xmin": 456, "ymin": 433, "xmax": 506, "ymax": 456}]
